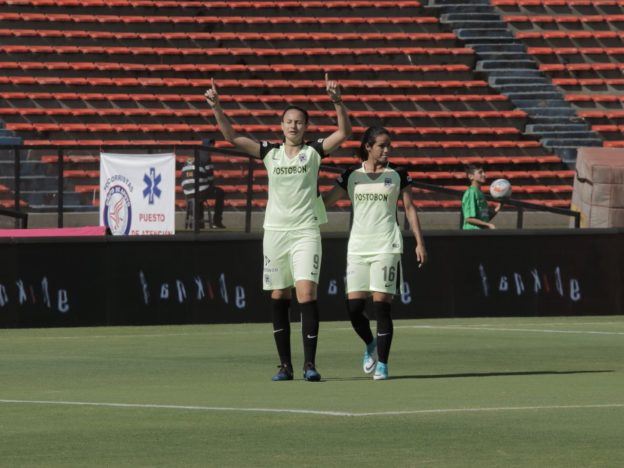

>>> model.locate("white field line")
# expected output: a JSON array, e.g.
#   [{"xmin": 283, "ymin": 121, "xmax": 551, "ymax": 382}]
[
  {"xmin": 1, "ymin": 322, "xmax": 623, "ymax": 341},
  {"xmin": 0, "ymin": 330, "xmax": 269, "ymax": 340},
  {"xmin": 398, "ymin": 325, "xmax": 624, "ymax": 336},
  {"xmin": 1, "ymin": 399, "xmax": 623, "ymax": 418}
]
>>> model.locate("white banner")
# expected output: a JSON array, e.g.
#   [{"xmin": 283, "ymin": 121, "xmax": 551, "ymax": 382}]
[{"xmin": 100, "ymin": 153, "xmax": 176, "ymax": 235}]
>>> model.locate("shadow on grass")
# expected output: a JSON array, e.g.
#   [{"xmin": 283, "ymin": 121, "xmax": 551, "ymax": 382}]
[{"xmin": 324, "ymin": 369, "xmax": 614, "ymax": 382}]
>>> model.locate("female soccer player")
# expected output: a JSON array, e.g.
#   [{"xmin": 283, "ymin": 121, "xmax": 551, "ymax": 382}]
[
  {"xmin": 205, "ymin": 75, "xmax": 351, "ymax": 382},
  {"xmin": 323, "ymin": 126, "xmax": 427, "ymax": 380}
]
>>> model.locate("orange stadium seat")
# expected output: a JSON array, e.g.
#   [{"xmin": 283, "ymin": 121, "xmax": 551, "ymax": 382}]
[{"xmin": 0, "ymin": 0, "xmax": 575, "ymax": 212}]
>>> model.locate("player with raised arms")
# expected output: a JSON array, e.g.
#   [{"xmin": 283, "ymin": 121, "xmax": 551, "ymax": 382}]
[
  {"xmin": 323, "ymin": 126, "xmax": 427, "ymax": 380},
  {"xmin": 205, "ymin": 74, "xmax": 351, "ymax": 381}
]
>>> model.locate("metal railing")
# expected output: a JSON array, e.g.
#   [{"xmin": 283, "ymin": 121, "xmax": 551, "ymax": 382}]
[
  {"xmin": 411, "ymin": 180, "xmax": 581, "ymax": 229},
  {"xmin": 0, "ymin": 143, "xmax": 580, "ymax": 232},
  {"xmin": 0, "ymin": 207, "xmax": 28, "ymax": 228},
  {"xmin": 317, "ymin": 164, "xmax": 581, "ymax": 229}
]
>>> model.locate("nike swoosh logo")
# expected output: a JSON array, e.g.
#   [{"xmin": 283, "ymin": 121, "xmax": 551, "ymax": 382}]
[
  {"xmin": 306, "ymin": 334, "xmax": 317, "ymax": 339},
  {"xmin": 377, "ymin": 332, "xmax": 391, "ymax": 337},
  {"xmin": 273, "ymin": 328, "xmax": 285, "ymax": 334}
]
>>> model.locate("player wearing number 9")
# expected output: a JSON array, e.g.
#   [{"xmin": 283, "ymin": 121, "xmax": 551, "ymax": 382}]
[
  {"xmin": 324, "ymin": 126, "xmax": 428, "ymax": 380},
  {"xmin": 205, "ymin": 75, "xmax": 351, "ymax": 382}
]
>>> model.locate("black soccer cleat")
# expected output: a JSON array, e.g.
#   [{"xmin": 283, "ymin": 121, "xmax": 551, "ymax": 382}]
[
  {"xmin": 271, "ymin": 363, "xmax": 294, "ymax": 381},
  {"xmin": 303, "ymin": 362, "xmax": 321, "ymax": 382}
]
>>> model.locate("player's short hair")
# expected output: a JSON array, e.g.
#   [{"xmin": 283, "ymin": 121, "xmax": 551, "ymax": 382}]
[
  {"xmin": 358, "ymin": 126, "xmax": 392, "ymax": 161},
  {"xmin": 465, "ymin": 163, "xmax": 483, "ymax": 177},
  {"xmin": 281, "ymin": 105, "xmax": 309, "ymax": 124}
]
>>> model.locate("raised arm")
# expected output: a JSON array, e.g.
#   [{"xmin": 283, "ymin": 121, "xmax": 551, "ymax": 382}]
[
  {"xmin": 205, "ymin": 78, "xmax": 261, "ymax": 159},
  {"xmin": 402, "ymin": 188, "xmax": 428, "ymax": 267},
  {"xmin": 321, "ymin": 73, "xmax": 352, "ymax": 155}
]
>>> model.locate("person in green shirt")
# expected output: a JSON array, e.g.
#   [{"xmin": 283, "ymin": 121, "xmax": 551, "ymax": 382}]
[
  {"xmin": 462, "ymin": 164, "xmax": 502, "ymax": 230},
  {"xmin": 205, "ymin": 74, "xmax": 351, "ymax": 382},
  {"xmin": 324, "ymin": 126, "xmax": 427, "ymax": 380}
]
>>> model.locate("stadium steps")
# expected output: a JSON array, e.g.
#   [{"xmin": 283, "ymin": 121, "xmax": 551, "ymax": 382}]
[{"xmin": 432, "ymin": 0, "xmax": 603, "ymax": 164}]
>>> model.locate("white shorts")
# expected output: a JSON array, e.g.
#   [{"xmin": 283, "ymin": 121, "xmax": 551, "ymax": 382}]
[
  {"xmin": 262, "ymin": 228, "xmax": 322, "ymax": 290},
  {"xmin": 346, "ymin": 253, "xmax": 402, "ymax": 295}
]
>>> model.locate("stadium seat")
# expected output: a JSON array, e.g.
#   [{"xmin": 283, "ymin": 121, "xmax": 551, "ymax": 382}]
[{"xmin": 0, "ymin": 0, "xmax": 573, "ymax": 213}]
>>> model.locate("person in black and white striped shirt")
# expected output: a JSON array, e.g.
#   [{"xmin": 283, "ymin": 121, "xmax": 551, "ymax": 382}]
[{"xmin": 181, "ymin": 154, "xmax": 226, "ymax": 229}]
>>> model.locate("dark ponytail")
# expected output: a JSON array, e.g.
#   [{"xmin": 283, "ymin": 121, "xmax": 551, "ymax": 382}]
[{"xmin": 357, "ymin": 126, "xmax": 391, "ymax": 161}]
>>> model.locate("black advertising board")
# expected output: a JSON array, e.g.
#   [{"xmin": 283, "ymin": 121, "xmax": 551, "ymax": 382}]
[{"xmin": 0, "ymin": 229, "xmax": 622, "ymax": 328}]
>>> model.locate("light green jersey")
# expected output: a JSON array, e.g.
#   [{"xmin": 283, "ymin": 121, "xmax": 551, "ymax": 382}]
[
  {"xmin": 337, "ymin": 163, "xmax": 412, "ymax": 255},
  {"xmin": 260, "ymin": 140, "xmax": 327, "ymax": 231},
  {"xmin": 461, "ymin": 185, "xmax": 490, "ymax": 230}
]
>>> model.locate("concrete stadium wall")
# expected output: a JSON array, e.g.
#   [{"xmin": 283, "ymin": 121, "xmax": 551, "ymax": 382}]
[{"xmin": 0, "ymin": 229, "xmax": 622, "ymax": 328}]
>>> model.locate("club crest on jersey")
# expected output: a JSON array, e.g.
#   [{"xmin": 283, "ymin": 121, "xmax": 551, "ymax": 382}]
[
  {"xmin": 384, "ymin": 178, "xmax": 392, "ymax": 187},
  {"xmin": 298, "ymin": 152, "xmax": 307, "ymax": 164}
]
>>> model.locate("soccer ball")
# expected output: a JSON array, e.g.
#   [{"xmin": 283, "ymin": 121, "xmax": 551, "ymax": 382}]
[{"xmin": 489, "ymin": 179, "xmax": 512, "ymax": 199}]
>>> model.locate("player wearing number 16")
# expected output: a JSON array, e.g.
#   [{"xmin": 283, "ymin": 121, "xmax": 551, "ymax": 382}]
[
  {"xmin": 324, "ymin": 127, "xmax": 428, "ymax": 380},
  {"xmin": 205, "ymin": 75, "xmax": 351, "ymax": 382}
]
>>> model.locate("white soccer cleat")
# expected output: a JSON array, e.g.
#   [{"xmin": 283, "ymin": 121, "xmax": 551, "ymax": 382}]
[
  {"xmin": 373, "ymin": 362, "xmax": 388, "ymax": 381},
  {"xmin": 363, "ymin": 338, "xmax": 378, "ymax": 374}
]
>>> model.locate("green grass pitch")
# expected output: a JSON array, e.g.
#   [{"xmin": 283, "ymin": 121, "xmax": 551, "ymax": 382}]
[{"xmin": 1, "ymin": 316, "xmax": 623, "ymax": 467}]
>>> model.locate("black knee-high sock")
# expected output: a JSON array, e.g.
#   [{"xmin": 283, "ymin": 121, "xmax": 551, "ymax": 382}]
[
  {"xmin": 300, "ymin": 300, "xmax": 319, "ymax": 365},
  {"xmin": 373, "ymin": 301, "xmax": 393, "ymax": 364},
  {"xmin": 347, "ymin": 299, "xmax": 374, "ymax": 345},
  {"xmin": 271, "ymin": 298, "xmax": 291, "ymax": 366}
]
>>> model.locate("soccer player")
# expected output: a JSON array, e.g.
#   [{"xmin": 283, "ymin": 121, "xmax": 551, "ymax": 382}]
[
  {"xmin": 461, "ymin": 164, "xmax": 502, "ymax": 230},
  {"xmin": 204, "ymin": 74, "xmax": 351, "ymax": 382},
  {"xmin": 323, "ymin": 126, "xmax": 427, "ymax": 380}
]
